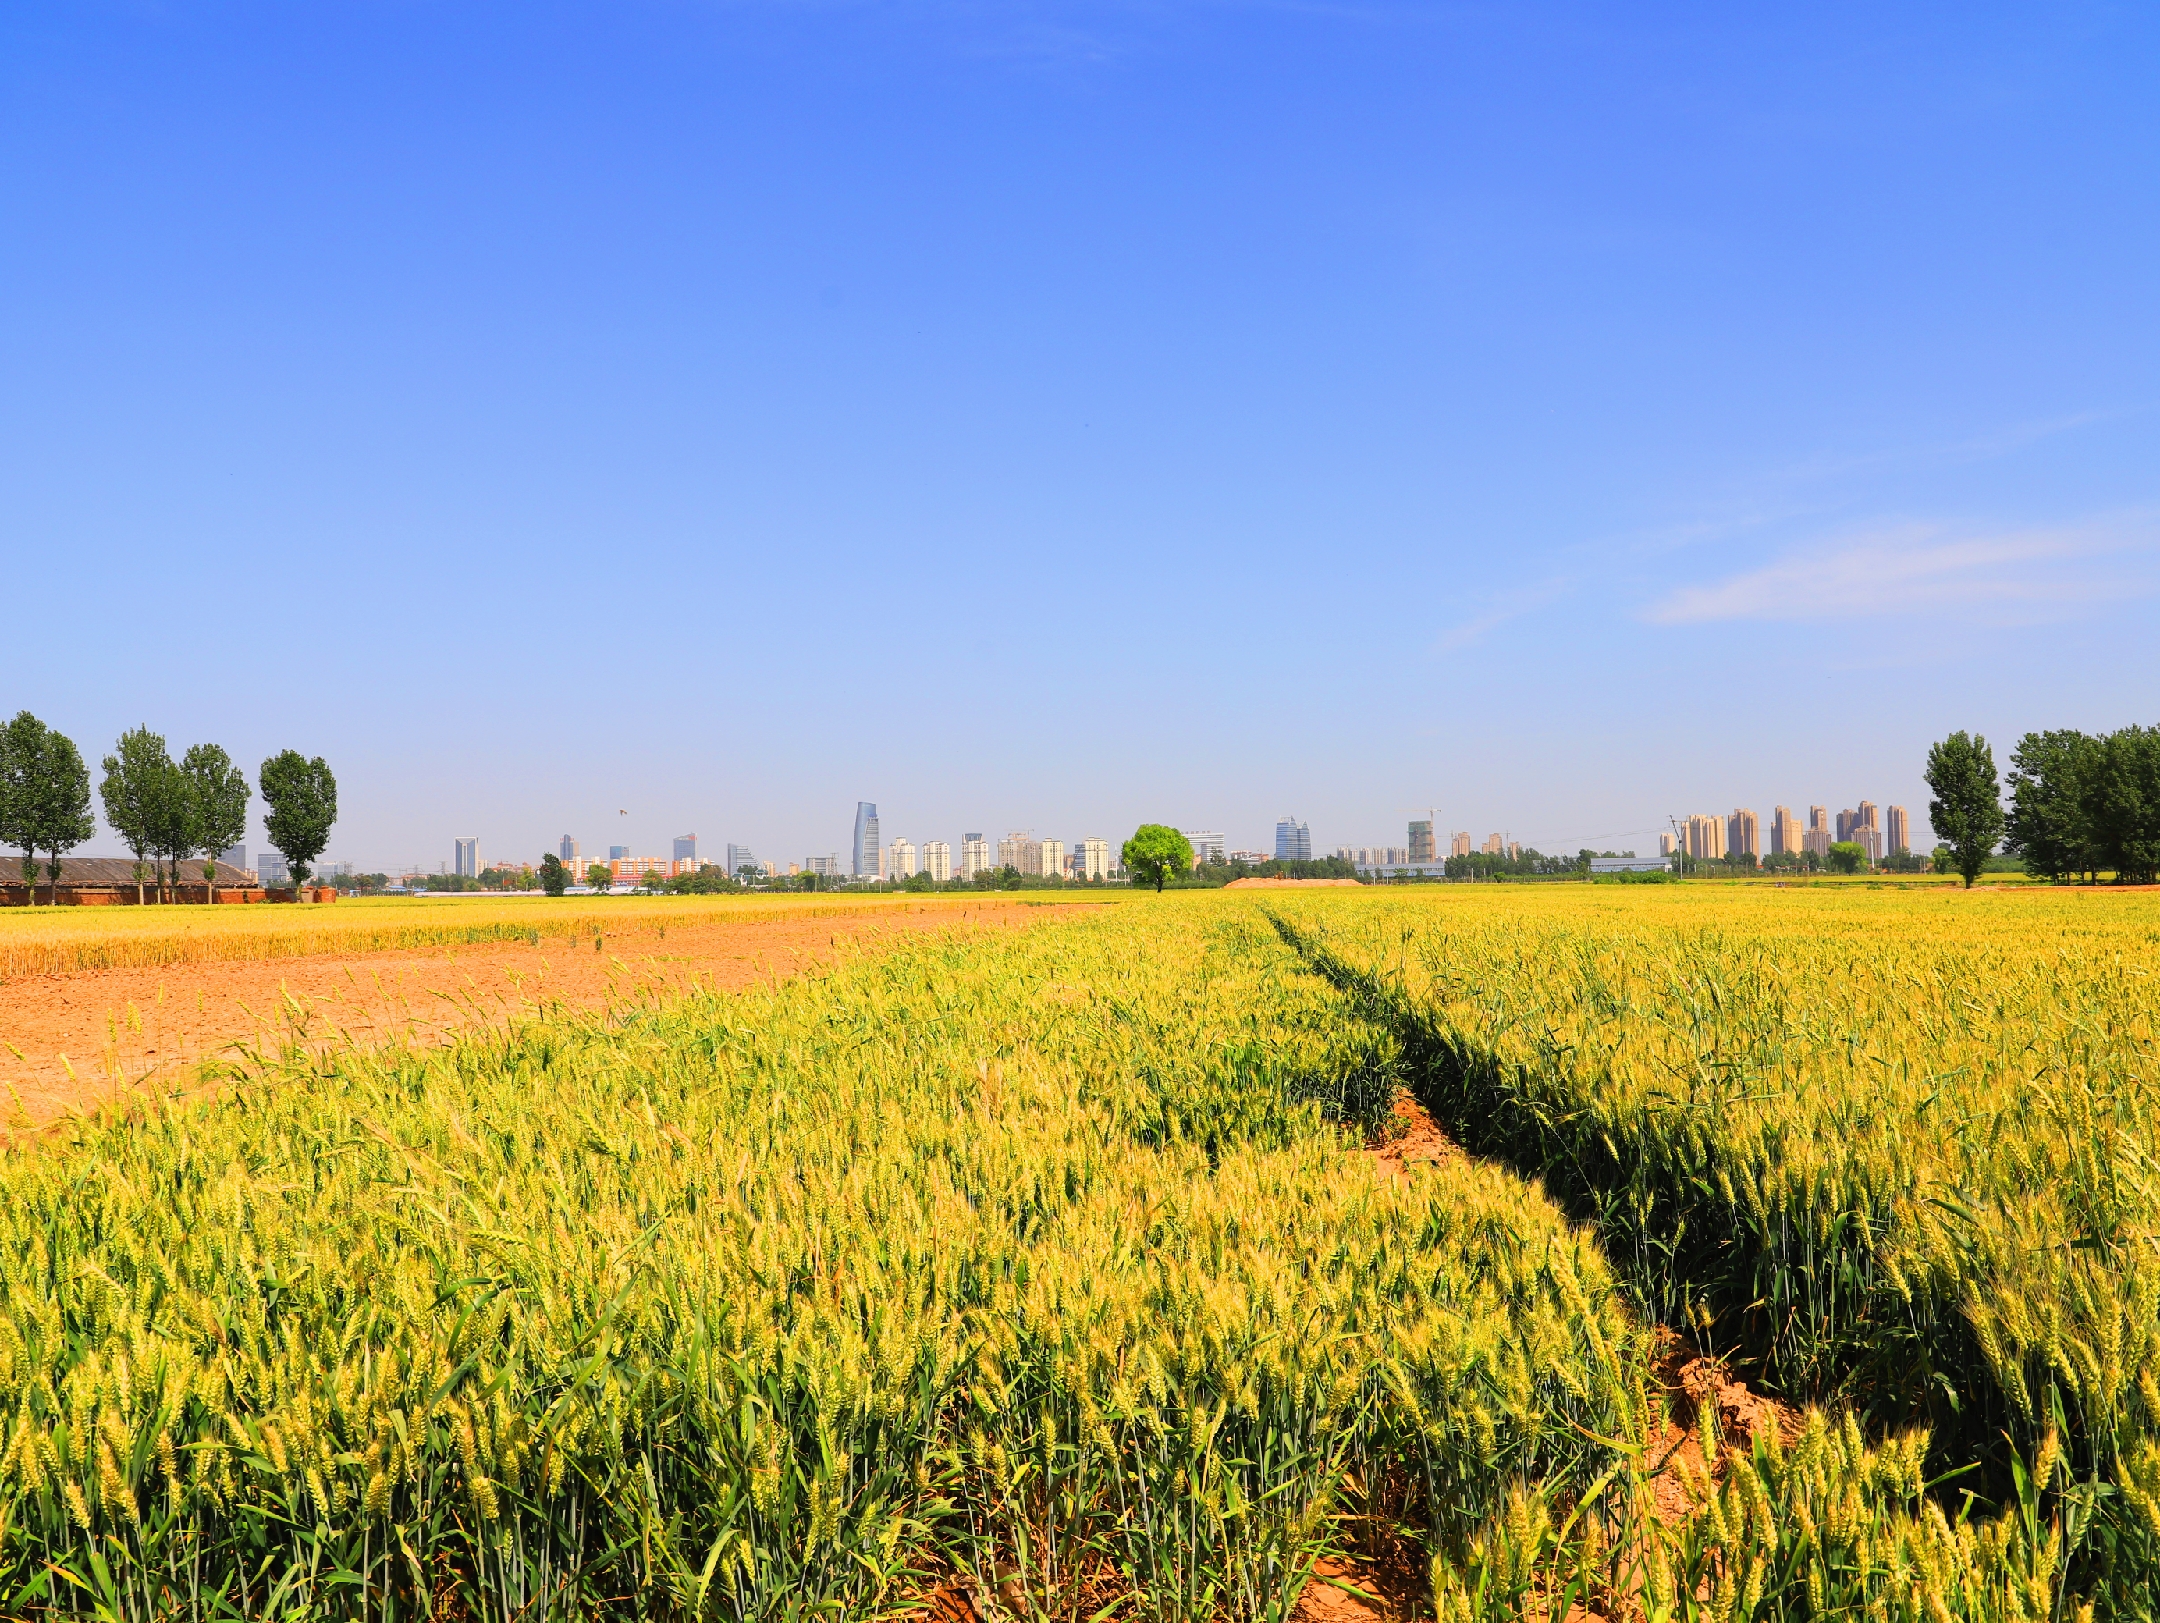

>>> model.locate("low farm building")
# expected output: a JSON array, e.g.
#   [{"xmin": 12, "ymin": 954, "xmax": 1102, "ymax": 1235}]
[{"xmin": 0, "ymin": 857, "xmax": 273, "ymax": 906}]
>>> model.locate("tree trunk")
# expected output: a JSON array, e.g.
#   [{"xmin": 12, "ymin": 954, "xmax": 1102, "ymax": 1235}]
[
  {"xmin": 135, "ymin": 859, "xmax": 146, "ymax": 907},
  {"xmin": 205, "ymin": 861, "xmax": 218, "ymax": 907}
]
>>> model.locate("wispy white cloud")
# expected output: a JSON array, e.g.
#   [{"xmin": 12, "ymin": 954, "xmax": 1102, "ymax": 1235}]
[
  {"xmin": 1643, "ymin": 515, "xmax": 2159, "ymax": 626},
  {"xmin": 1434, "ymin": 575, "xmax": 1576, "ymax": 650}
]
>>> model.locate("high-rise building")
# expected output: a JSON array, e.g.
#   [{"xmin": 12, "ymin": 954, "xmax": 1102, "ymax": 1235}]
[
  {"xmin": 922, "ymin": 841, "xmax": 953, "ymax": 882},
  {"xmin": 1077, "ymin": 837, "xmax": 1111, "ymax": 881},
  {"xmin": 1659, "ymin": 832, "xmax": 1678, "ymax": 857},
  {"xmin": 1769, "ymin": 807, "xmax": 1798, "ymax": 856},
  {"xmin": 726, "ymin": 842, "xmax": 759, "ymax": 876},
  {"xmin": 1407, "ymin": 816, "xmax": 1436, "ymax": 864},
  {"xmin": 852, "ymin": 803, "xmax": 880, "ymax": 877},
  {"xmin": 807, "ymin": 855, "xmax": 841, "ymax": 876},
  {"xmin": 1804, "ymin": 806, "xmax": 1831, "ymax": 859},
  {"xmin": 673, "ymin": 834, "xmax": 697, "ymax": 863},
  {"xmin": 258, "ymin": 852, "xmax": 290, "ymax": 886},
  {"xmin": 1040, "ymin": 839, "xmax": 1066, "ymax": 878},
  {"xmin": 1482, "ymin": 832, "xmax": 1505, "ymax": 856},
  {"xmin": 960, "ymin": 836, "xmax": 992, "ymax": 878},
  {"xmin": 454, "ymin": 838, "xmax": 479, "ymax": 878},
  {"xmin": 559, "ymin": 835, "xmax": 580, "ymax": 868},
  {"xmin": 1183, "ymin": 830, "xmax": 1226, "ymax": 866},
  {"xmin": 1885, "ymin": 805, "xmax": 1911, "ymax": 856},
  {"xmin": 220, "ymin": 844, "xmax": 247, "ymax": 870},
  {"xmin": 1274, "ymin": 817, "xmax": 1311, "ymax": 862},
  {"xmin": 609, "ymin": 845, "xmax": 630, "ymax": 861},
  {"xmin": 1685, "ymin": 814, "xmax": 1727, "ymax": 861},
  {"xmin": 1727, "ymin": 808, "xmax": 1761, "ymax": 860},
  {"xmin": 1451, "ymin": 831, "xmax": 1472, "ymax": 858},
  {"xmin": 885, "ymin": 838, "xmax": 917, "ymax": 879}
]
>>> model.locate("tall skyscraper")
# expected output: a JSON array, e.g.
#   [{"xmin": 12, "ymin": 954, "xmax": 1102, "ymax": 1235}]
[
  {"xmin": 1727, "ymin": 808, "xmax": 1761, "ymax": 860},
  {"xmin": 1407, "ymin": 815, "xmax": 1436, "ymax": 863},
  {"xmin": 673, "ymin": 834, "xmax": 697, "ymax": 863},
  {"xmin": 1685, "ymin": 814, "xmax": 1727, "ymax": 861},
  {"xmin": 852, "ymin": 803, "xmax": 880, "ymax": 877},
  {"xmin": 1768, "ymin": 807, "xmax": 1796, "ymax": 856},
  {"xmin": 960, "ymin": 835, "xmax": 991, "ymax": 878},
  {"xmin": 559, "ymin": 835, "xmax": 580, "ymax": 868},
  {"xmin": 454, "ymin": 838, "xmax": 479, "ymax": 878},
  {"xmin": 922, "ymin": 841, "xmax": 953, "ymax": 882},
  {"xmin": 1805, "ymin": 806, "xmax": 1831, "ymax": 859},
  {"xmin": 1885, "ymin": 805, "xmax": 1911, "ymax": 856},
  {"xmin": 726, "ymin": 842, "xmax": 759, "ymax": 876},
  {"xmin": 1274, "ymin": 817, "xmax": 1311, "ymax": 862}
]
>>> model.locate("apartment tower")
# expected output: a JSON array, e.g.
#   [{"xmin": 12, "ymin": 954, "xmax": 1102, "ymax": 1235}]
[
  {"xmin": 1727, "ymin": 808, "xmax": 1761, "ymax": 861},
  {"xmin": 1769, "ymin": 807, "xmax": 1798, "ymax": 856},
  {"xmin": 1407, "ymin": 815, "xmax": 1436, "ymax": 864}
]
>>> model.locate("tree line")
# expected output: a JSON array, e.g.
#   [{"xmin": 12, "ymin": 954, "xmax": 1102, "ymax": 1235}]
[
  {"xmin": 0, "ymin": 711, "xmax": 338, "ymax": 905},
  {"xmin": 1924, "ymin": 725, "xmax": 2160, "ymax": 886}
]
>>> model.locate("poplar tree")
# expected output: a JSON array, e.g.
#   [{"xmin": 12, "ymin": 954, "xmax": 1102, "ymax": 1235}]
[
  {"xmin": 182, "ymin": 743, "xmax": 251, "ymax": 904},
  {"xmin": 100, "ymin": 726, "xmax": 175, "ymax": 905},
  {"xmin": 1925, "ymin": 730, "xmax": 2006, "ymax": 890},
  {"xmin": 0, "ymin": 713, "xmax": 92, "ymax": 904},
  {"xmin": 260, "ymin": 750, "xmax": 338, "ymax": 900}
]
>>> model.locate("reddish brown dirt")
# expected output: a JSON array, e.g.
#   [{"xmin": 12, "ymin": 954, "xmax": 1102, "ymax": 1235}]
[
  {"xmin": 0, "ymin": 903, "xmax": 1089, "ymax": 1129},
  {"xmin": 1370, "ymin": 1090, "xmax": 1463, "ymax": 1179},
  {"xmin": 1644, "ymin": 1329, "xmax": 1804, "ymax": 1524}
]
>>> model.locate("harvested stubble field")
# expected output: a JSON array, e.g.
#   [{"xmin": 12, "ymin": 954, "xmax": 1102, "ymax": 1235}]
[{"xmin": 0, "ymin": 885, "xmax": 2152, "ymax": 1620}]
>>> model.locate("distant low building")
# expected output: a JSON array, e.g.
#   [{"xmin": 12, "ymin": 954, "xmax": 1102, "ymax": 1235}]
[{"xmin": 1183, "ymin": 830, "xmax": 1226, "ymax": 867}]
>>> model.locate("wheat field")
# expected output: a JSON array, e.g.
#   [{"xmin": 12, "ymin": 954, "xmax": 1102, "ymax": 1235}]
[{"xmin": 0, "ymin": 889, "xmax": 2141, "ymax": 1618}]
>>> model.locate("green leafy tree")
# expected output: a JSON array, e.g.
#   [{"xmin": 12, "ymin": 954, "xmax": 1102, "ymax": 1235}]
[
  {"xmin": 1826, "ymin": 840, "xmax": 1866, "ymax": 875},
  {"xmin": 99, "ymin": 726, "xmax": 175, "ymax": 906},
  {"xmin": 2005, "ymin": 729, "xmax": 2102, "ymax": 882},
  {"xmin": 147, "ymin": 753, "xmax": 196, "ymax": 903},
  {"xmin": 586, "ymin": 862, "xmax": 614, "ymax": 893},
  {"xmin": 1120, "ymin": 824, "xmax": 1194, "ymax": 893},
  {"xmin": 1924, "ymin": 730, "xmax": 2005, "ymax": 889},
  {"xmin": 260, "ymin": 751, "xmax": 339, "ymax": 901},
  {"xmin": 0, "ymin": 713, "xmax": 94, "ymax": 905},
  {"xmin": 539, "ymin": 853, "xmax": 570, "ymax": 896},
  {"xmin": 181, "ymin": 743, "xmax": 250, "ymax": 905},
  {"xmin": 2089, "ymin": 725, "xmax": 2160, "ymax": 885}
]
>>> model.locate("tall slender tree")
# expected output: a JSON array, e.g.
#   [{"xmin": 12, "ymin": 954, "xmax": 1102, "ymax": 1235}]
[
  {"xmin": 100, "ymin": 726, "xmax": 176, "ymax": 905},
  {"xmin": 0, "ymin": 712, "xmax": 48, "ymax": 903},
  {"xmin": 181, "ymin": 744, "xmax": 250, "ymax": 904},
  {"xmin": 1925, "ymin": 730, "xmax": 2006, "ymax": 890},
  {"xmin": 149, "ymin": 756, "xmax": 197, "ymax": 904},
  {"xmin": 260, "ymin": 751, "xmax": 338, "ymax": 901},
  {"xmin": 36, "ymin": 732, "xmax": 93, "ymax": 903},
  {"xmin": 0, "ymin": 714, "xmax": 93, "ymax": 905}
]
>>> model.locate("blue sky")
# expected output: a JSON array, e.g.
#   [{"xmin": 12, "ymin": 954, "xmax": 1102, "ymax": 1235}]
[{"xmin": 4, "ymin": 2, "xmax": 2155, "ymax": 870}]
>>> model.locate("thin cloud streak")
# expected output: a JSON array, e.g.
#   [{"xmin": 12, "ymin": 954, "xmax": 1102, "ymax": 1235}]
[{"xmin": 1644, "ymin": 517, "xmax": 2159, "ymax": 626}]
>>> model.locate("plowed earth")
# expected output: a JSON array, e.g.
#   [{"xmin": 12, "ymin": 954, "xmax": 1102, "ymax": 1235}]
[{"xmin": 0, "ymin": 902, "xmax": 1091, "ymax": 1130}]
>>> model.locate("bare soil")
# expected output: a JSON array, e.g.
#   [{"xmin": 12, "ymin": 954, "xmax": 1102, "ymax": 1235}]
[
  {"xmin": 0, "ymin": 902, "xmax": 1089, "ymax": 1129},
  {"xmin": 1369, "ymin": 1090, "xmax": 1462, "ymax": 1179},
  {"xmin": 1644, "ymin": 1329, "xmax": 1805, "ymax": 1524}
]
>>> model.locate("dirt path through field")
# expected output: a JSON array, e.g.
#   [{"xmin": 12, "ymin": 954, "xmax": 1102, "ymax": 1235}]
[{"xmin": 1, "ymin": 902, "xmax": 1090, "ymax": 1129}]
